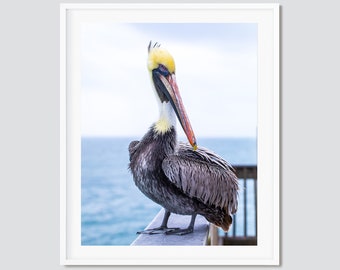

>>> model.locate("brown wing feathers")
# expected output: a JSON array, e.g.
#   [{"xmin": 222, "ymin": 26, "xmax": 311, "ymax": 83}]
[{"xmin": 162, "ymin": 143, "xmax": 239, "ymax": 214}]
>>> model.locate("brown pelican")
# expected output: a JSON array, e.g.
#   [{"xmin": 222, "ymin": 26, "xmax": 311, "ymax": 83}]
[{"xmin": 129, "ymin": 42, "xmax": 238, "ymax": 235}]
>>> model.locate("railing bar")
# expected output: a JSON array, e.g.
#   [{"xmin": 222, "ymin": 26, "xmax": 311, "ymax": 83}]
[
  {"xmin": 233, "ymin": 213, "xmax": 236, "ymax": 236},
  {"xmin": 254, "ymin": 176, "xmax": 258, "ymax": 238},
  {"xmin": 244, "ymin": 176, "xmax": 247, "ymax": 237}
]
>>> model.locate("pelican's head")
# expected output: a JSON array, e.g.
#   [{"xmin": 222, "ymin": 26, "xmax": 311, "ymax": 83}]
[{"xmin": 147, "ymin": 41, "xmax": 197, "ymax": 150}]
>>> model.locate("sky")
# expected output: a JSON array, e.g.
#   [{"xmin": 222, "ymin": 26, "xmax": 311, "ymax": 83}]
[{"xmin": 80, "ymin": 23, "xmax": 257, "ymax": 138}]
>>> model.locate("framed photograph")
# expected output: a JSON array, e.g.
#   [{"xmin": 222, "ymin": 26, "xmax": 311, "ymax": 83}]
[{"xmin": 60, "ymin": 3, "xmax": 280, "ymax": 265}]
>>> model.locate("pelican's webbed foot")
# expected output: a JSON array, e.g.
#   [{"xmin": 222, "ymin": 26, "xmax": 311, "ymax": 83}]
[
  {"xmin": 164, "ymin": 226, "xmax": 194, "ymax": 235},
  {"xmin": 136, "ymin": 211, "xmax": 197, "ymax": 235},
  {"xmin": 137, "ymin": 226, "xmax": 180, "ymax": 235}
]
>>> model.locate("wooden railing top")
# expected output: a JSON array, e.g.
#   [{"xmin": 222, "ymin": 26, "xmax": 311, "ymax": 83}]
[{"xmin": 233, "ymin": 165, "xmax": 257, "ymax": 179}]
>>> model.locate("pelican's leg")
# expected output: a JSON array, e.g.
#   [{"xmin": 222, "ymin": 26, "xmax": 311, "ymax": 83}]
[
  {"xmin": 165, "ymin": 214, "xmax": 197, "ymax": 235},
  {"xmin": 137, "ymin": 209, "xmax": 179, "ymax": 234}
]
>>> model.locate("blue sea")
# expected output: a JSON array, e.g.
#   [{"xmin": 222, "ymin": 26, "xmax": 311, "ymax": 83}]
[{"xmin": 81, "ymin": 137, "xmax": 257, "ymax": 246}]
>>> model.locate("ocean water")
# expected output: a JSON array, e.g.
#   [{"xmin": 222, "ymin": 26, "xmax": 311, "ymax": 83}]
[{"xmin": 81, "ymin": 137, "xmax": 257, "ymax": 246}]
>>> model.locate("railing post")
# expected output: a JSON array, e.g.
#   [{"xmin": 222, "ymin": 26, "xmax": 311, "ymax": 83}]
[{"xmin": 209, "ymin": 224, "xmax": 219, "ymax": 245}]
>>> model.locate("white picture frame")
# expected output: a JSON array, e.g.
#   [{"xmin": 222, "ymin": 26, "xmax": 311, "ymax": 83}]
[{"xmin": 60, "ymin": 3, "xmax": 280, "ymax": 265}]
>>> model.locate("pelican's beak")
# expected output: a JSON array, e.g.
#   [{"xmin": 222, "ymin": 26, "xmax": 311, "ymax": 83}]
[{"xmin": 156, "ymin": 73, "xmax": 197, "ymax": 150}]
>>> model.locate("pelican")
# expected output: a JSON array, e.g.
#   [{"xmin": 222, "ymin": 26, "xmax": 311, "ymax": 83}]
[{"xmin": 129, "ymin": 41, "xmax": 238, "ymax": 235}]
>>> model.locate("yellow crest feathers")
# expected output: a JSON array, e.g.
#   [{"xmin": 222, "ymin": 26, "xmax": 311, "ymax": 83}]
[{"xmin": 147, "ymin": 41, "xmax": 175, "ymax": 73}]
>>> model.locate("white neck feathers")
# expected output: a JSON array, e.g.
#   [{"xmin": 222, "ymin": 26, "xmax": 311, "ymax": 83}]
[{"xmin": 154, "ymin": 102, "xmax": 176, "ymax": 134}]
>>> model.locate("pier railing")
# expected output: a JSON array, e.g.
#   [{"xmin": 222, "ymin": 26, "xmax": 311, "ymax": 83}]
[
  {"xmin": 217, "ymin": 165, "xmax": 257, "ymax": 245},
  {"xmin": 131, "ymin": 165, "xmax": 257, "ymax": 246}
]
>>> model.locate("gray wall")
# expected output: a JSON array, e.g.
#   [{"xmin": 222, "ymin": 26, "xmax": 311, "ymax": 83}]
[{"xmin": 1, "ymin": 0, "xmax": 339, "ymax": 269}]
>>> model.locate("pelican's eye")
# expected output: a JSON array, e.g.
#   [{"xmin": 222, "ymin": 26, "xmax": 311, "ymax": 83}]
[{"xmin": 158, "ymin": 64, "xmax": 170, "ymax": 76}]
